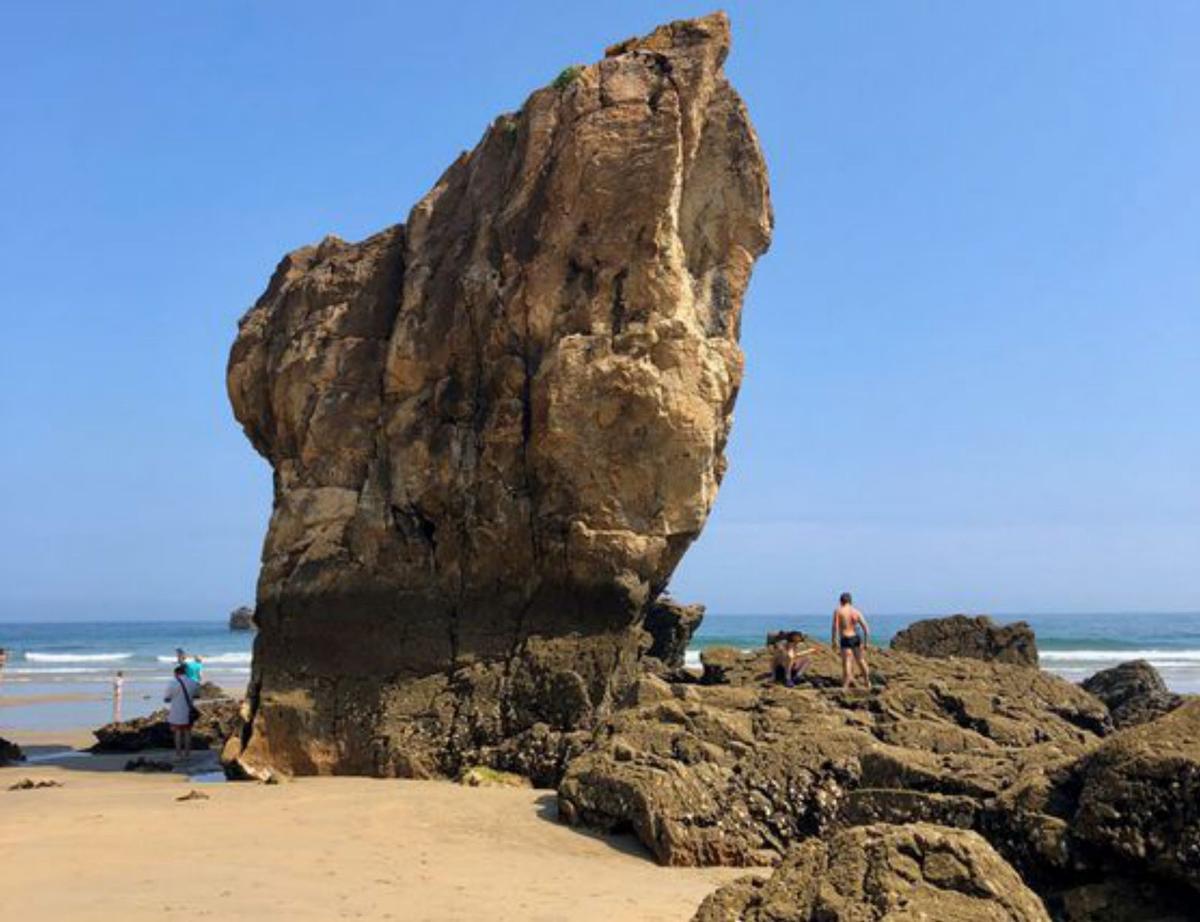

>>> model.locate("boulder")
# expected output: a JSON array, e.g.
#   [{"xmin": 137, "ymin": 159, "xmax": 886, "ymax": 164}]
[
  {"xmin": 1071, "ymin": 698, "xmax": 1200, "ymax": 891},
  {"xmin": 0, "ymin": 736, "xmax": 23, "ymax": 765},
  {"xmin": 1080, "ymin": 659, "xmax": 1183, "ymax": 729},
  {"xmin": 228, "ymin": 606, "xmax": 255, "ymax": 631},
  {"xmin": 224, "ymin": 12, "xmax": 771, "ymax": 779},
  {"xmin": 91, "ymin": 700, "xmax": 242, "ymax": 753},
  {"xmin": 891, "ymin": 614, "xmax": 1039, "ymax": 666},
  {"xmin": 194, "ymin": 681, "xmax": 227, "ymax": 700},
  {"xmin": 692, "ymin": 823, "xmax": 1051, "ymax": 922},
  {"xmin": 643, "ymin": 598, "xmax": 704, "ymax": 668}
]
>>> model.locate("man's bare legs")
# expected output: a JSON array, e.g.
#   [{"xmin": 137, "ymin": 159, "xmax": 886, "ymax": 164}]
[
  {"xmin": 840, "ymin": 648, "xmax": 854, "ymax": 688},
  {"xmin": 853, "ymin": 647, "xmax": 870, "ymax": 688}
]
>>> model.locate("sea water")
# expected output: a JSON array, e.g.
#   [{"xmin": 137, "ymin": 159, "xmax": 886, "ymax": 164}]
[
  {"xmin": 2, "ymin": 614, "xmax": 1198, "ymax": 736},
  {"xmin": 0, "ymin": 620, "xmax": 253, "ymax": 731}
]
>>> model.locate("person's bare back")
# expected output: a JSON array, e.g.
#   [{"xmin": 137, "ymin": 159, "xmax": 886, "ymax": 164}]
[{"xmin": 831, "ymin": 592, "xmax": 871, "ymax": 689}]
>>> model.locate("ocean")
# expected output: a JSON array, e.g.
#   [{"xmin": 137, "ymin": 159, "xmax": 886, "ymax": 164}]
[{"xmin": 1, "ymin": 613, "xmax": 1197, "ymax": 735}]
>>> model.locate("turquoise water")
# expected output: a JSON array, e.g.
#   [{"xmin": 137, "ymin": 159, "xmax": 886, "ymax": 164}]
[
  {"xmin": 0, "ymin": 621, "xmax": 253, "ymax": 731},
  {"xmin": 1, "ymin": 613, "xmax": 1197, "ymax": 735}
]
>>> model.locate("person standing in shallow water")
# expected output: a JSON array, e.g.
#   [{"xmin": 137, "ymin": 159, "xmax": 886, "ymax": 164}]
[
  {"xmin": 832, "ymin": 592, "xmax": 871, "ymax": 689},
  {"xmin": 112, "ymin": 670, "xmax": 124, "ymax": 722}
]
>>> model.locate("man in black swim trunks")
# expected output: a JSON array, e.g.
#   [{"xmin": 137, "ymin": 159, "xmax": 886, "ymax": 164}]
[{"xmin": 832, "ymin": 592, "xmax": 871, "ymax": 689}]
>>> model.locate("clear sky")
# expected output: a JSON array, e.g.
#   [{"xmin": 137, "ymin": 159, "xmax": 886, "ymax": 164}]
[{"xmin": 1, "ymin": 2, "xmax": 1197, "ymax": 621}]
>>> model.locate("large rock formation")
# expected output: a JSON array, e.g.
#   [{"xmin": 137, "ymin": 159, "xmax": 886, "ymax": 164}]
[
  {"xmin": 0, "ymin": 736, "xmax": 23, "ymax": 766},
  {"xmin": 693, "ymin": 824, "xmax": 1052, "ymax": 922},
  {"xmin": 891, "ymin": 614, "xmax": 1039, "ymax": 666},
  {"xmin": 1080, "ymin": 659, "xmax": 1183, "ymax": 729},
  {"xmin": 225, "ymin": 13, "xmax": 771, "ymax": 778}
]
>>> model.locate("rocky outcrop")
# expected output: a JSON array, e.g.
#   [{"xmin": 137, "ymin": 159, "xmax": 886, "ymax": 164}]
[
  {"xmin": 693, "ymin": 824, "xmax": 1051, "ymax": 922},
  {"xmin": 0, "ymin": 736, "xmax": 23, "ymax": 765},
  {"xmin": 91, "ymin": 700, "xmax": 242, "ymax": 753},
  {"xmin": 224, "ymin": 13, "xmax": 771, "ymax": 780},
  {"xmin": 891, "ymin": 614, "xmax": 1039, "ymax": 666},
  {"xmin": 194, "ymin": 681, "xmax": 227, "ymax": 700},
  {"xmin": 228, "ymin": 606, "xmax": 255, "ymax": 631},
  {"xmin": 557, "ymin": 645, "xmax": 1109, "ymax": 867},
  {"xmin": 643, "ymin": 598, "xmax": 704, "ymax": 668},
  {"xmin": 1071, "ymin": 699, "xmax": 1200, "ymax": 891},
  {"xmin": 1080, "ymin": 659, "xmax": 1183, "ymax": 729}
]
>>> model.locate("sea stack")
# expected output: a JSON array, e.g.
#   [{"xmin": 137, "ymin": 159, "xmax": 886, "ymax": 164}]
[{"xmin": 226, "ymin": 13, "xmax": 772, "ymax": 778}]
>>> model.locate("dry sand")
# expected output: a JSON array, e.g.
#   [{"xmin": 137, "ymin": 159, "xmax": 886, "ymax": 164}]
[{"xmin": 0, "ymin": 732, "xmax": 747, "ymax": 922}]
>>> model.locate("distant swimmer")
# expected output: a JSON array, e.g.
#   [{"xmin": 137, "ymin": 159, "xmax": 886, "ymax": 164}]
[{"xmin": 832, "ymin": 592, "xmax": 871, "ymax": 689}]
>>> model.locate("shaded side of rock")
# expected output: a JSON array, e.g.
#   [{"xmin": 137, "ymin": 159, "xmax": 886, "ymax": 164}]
[
  {"xmin": 1071, "ymin": 699, "xmax": 1200, "ymax": 891},
  {"xmin": 92, "ymin": 700, "xmax": 242, "ymax": 753},
  {"xmin": 0, "ymin": 736, "xmax": 24, "ymax": 765},
  {"xmin": 643, "ymin": 598, "xmax": 704, "ymax": 668},
  {"xmin": 892, "ymin": 614, "xmax": 1039, "ymax": 666},
  {"xmin": 228, "ymin": 606, "xmax": 255, "ymax": 631},
  {"xmin": 1080, "ymin": 659, "xmax": 1183, "ymax": 728},
  {"xmin": 225, "ymin": 12, "xmax": 772, "ymax": 780},
  {"xmin": 692, "ymin": 823, "xmax": 1051, "ymax": 922}
]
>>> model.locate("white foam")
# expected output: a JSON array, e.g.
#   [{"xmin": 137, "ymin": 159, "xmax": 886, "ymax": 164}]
[
  {"xmin": 155, "ymin": 652, "xmax": 251, "ymax": 665},
  {"xmin": 684, "ymin": 651, "xmax": 702, "ymax": 668},
  {"xmin": 24, "ymin": 652, "xmax": 132, "ymax": 663},
  {"xmin": 1040, "ymin": 649, "xmax": 1200, "ymax": 663}
]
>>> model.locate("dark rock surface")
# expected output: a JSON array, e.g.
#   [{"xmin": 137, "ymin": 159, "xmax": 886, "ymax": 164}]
[
  {"xmin": 1080, "ymin": 659, "xmax": 1183, "ymax": 728},
  {"xmin": 224, "ymin": 12, "xmax": 771, "ymax": 780},
  {"xmin": 0, "ymin": 736, "xmax": 24, "ymax": 765},
  {"xmin": 643, "ymin": 598, "xmax": 704, "ymax": 668},
  {"xmin": 1072, "ymin": 698, "xmax": 1200, "ymax": 892},
  {"xmin": 92, "ymin": 700, "xmax": 242, "ymax": 753},
  {"xmin": 228, "ymin": 606, "xmax": 255, "ymax": 631},
  {"xmin": 693, "ymin": 823, "xmax": 1051, "ymax": 922},
  {"xmin": 891, "ymin": 614, "xmax": 1039, "ymax": 666}
]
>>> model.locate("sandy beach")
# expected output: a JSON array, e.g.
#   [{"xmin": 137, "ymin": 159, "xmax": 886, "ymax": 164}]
[{"xmin": 0, "ymin": 731, "xmax": 746, "ymax": 922}]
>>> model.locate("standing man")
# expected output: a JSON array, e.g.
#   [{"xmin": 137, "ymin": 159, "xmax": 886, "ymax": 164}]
[
  {"xmin": 832, "ymin": 592, "xmax": 871, "ymax": 689},
  {"xmin": 112, "ymin": 670, "xmax": 124, "ymax": 722}
]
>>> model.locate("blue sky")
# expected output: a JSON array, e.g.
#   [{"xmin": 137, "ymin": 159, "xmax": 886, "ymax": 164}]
[{"xmin": 1, "ymin": 2, "xmax": 1196, "ymax": 621}]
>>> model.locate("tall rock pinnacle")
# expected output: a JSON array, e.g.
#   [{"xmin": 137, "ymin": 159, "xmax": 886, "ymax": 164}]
[{"xmin": 226, "ymin": 12, "xmax": 772, "ymax": 777}]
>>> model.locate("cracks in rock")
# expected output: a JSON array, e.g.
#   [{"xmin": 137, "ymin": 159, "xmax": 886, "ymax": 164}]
[{"xmin": 610, "ymin": 268, "xmax": 629, "ymax": 335}]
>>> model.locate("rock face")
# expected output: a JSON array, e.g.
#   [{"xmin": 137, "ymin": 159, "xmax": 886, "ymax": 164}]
[
  {"xmin": 693, "ymin": 823, "xmax": 1051, "ymax": 922},
  {"xmin": 225, "ymin": 13, "xmax": 771, "ymax": 779},
  {"xmin": 228, "ymin": 606, "xmax": 255, "ymax": 631},
  {"xmin": 0, "ymin": 736, "xmax": 23, "ymax": 765},
  {"xmin": 91, "ymin": 700, "xmax": 242, "ymax": 753},
  {"xmin": 891, "ymin": 614, "xmax": 1039, "ymax": 666},
  {"xmin": 1072, "ymin": 699, "xmax": 1200, "ymax": 891},
  {"xmin": 643, "ymin": 597, "xmax": 704, "ymax": 667},
  {"xmin": 1080, "ymin": 659, "xmax": 1183, "ymax": 729}
]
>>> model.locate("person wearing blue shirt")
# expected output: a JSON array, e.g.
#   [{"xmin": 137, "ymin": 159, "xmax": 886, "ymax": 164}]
[{"xmin": 175, "ymin": 647, "xmax": 203, "ymax": 683}]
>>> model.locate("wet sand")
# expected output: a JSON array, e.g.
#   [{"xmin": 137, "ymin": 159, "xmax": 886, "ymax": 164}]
[{"xmin": 0, "ymin": 732, "xmax": 747, "ymax": 922}]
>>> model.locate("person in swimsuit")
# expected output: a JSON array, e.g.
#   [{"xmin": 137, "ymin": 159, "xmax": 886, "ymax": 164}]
[{"xmin": 832, "ymin": 592, "xmax": 871, "ymax": 689}]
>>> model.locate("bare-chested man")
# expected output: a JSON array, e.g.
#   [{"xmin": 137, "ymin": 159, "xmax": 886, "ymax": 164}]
[{"xmin": 831, "ymin": 592, "xmax": 871, "ymax": 689}]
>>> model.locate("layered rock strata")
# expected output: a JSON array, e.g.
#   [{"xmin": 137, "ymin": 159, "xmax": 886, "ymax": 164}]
[{"xmin": 226, "ymin": 13, "xmax": 771, "ymax": 778}]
